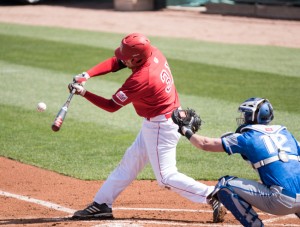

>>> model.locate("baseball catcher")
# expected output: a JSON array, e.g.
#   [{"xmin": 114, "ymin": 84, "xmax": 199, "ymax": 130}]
[{"xmin": 173, "ymin": 98, "xmax": 300, "ymax": 226}]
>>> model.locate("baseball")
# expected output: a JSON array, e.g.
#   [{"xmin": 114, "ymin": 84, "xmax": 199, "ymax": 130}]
[{"xmin": 37, "ymin": 102, "xmax": 47, "ymax": 112}]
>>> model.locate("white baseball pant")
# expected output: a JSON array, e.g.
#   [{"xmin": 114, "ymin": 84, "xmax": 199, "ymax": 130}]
[{"xmin": 94, "ymin": 117, "xmax": 214, "ymax": 207}]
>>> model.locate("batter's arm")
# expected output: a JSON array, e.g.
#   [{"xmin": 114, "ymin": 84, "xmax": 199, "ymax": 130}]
[
  {"xmin": 87, "ymin": 57, "xmax": 126, "ymax": 77},
  {"xmin": 84, "ymin": 91, "xmax": 122, "ymax": 112}
]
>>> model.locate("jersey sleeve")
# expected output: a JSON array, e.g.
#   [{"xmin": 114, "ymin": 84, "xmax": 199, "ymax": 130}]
[
  {"xmin": 221, "ymin": 133, "xmax": 248, "ymax": 155},
  {"xmin": 112, "ymin": 71, "xmax": 149, "ymax": 107},
  {"xmin": 84, "ymin": 91, "xmax": 122, "ymax": 112},
  {"xmin": 87, "ymin": 57, "xmax": 126, "ymax": 77}
]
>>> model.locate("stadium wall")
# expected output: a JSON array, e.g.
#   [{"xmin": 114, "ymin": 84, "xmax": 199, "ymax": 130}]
[{"xmin": 205, "ymin": 3, "xmax": 300, "ymax": 20}]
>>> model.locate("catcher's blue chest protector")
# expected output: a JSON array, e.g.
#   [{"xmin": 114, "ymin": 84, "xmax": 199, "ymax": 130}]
[
  {"xmin": 217, "ymin": 125, "xmax": 300, "ymax": 226},
  {"xmin": 222, "ymin": 124, "xmax": 300, "ymax": 193}
]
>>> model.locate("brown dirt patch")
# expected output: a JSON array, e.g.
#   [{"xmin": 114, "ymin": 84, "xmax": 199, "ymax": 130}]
[{"xmin": 1, "ymin": 157, "xmax": 299, "ymax": 226}]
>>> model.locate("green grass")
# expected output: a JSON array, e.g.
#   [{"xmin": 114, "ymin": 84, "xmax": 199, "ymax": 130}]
[
  {"xmin": 171, "ymin": 59, "xmax": 300, "ymax": 113},
  {"xmin": 1, "ymin": 22, "xmax": 299, "ymax": 181},
  {"xmin": 0, "ymin": 104, "xmax": 135, "ymax": 179}
]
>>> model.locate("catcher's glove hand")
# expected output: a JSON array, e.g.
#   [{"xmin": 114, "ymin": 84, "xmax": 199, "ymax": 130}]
[{"xmin": 171, "ymin": 108, "xmax": 202, "ymax": 136}]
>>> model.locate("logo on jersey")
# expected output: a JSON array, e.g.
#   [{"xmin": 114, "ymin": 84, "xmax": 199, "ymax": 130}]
[
  {"xmin": 160, "ymin": 69, "xmax": 173, "ymax": 93},
  {"xmin": 154, "ymin": 57, "xmax": 159, "ymax": 64},
  {"xmin": 116, "ymin": 91, "xmax": 128, "ymax": 102}
]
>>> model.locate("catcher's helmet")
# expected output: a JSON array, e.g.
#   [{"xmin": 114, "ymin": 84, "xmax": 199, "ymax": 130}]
[
  {"xmin": 236, "ymin": 97, "xmax": 274, "ymax": 126},
  {"xmin": 114, "ymin": 33, "xmax": 152, "ymax": 67}
]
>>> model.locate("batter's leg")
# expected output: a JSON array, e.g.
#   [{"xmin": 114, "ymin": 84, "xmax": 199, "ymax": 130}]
[
  {"xmin": 94, "ymin": 130, "xmax": 149, "ymax": 207},
  {"xmin": 143, "ymin": 119, "xmax": 214, "ymax": 204}
]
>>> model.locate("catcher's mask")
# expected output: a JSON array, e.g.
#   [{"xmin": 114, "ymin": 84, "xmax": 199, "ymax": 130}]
[
  {"xmin": 114, "ymin": 33, "xmax": 152, "ymax": 68},
  {"xmin": 236, "ymin": 97, "xmax": 274, "ymax": 126}
]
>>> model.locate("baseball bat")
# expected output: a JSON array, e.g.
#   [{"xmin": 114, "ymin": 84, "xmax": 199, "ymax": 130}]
[{"xmin": 51, "ymin": 89, "xmax": 76, "ymax": 132}]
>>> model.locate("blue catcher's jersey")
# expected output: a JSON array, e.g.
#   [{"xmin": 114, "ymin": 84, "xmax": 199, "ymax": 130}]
[{"xmin": 221, "ymin": 125, "xmax": 300, "ymax": 194}]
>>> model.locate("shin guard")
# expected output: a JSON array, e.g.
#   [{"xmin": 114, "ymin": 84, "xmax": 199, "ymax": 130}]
[{"xmin": 218, "ymin": 188, "xmax": 263, "ymax": 227}]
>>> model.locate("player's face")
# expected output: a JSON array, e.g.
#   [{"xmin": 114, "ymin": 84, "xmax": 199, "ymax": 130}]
[{"xmin": 121, "ymin": 59, "xmax": 135, "ymax": 69}]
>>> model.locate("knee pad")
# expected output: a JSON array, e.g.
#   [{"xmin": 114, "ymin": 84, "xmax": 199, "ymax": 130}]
[
  {"xmin": 218, "ymin": 187, "xmax": 263, "ymax": 227},
  {"xmin": 207, "ymin": 175, "xmax": 236, "ymax": 201}
]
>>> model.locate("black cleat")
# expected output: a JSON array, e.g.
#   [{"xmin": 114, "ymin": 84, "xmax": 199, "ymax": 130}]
[
  {"xmin": 72, "ymin": 202, "xmax": 113, "ymax": 220},
  {"xmin": 209, "ymin": 198, "xmax": 227, "ymax": 223}
]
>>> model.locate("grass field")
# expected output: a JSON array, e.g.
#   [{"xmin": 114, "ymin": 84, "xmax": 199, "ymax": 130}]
[{"xmin": 1, "ymin": 22, "xmax": 299, "ymax": 181}]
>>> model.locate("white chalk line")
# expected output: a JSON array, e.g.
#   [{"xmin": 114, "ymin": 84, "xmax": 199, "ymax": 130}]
[
  {"xmin": 91, "ymin": 220, "xmax": 300, "ymax": 227},
  {"xmin": 1, "ymin": 190, "xmax": 299, "ymax": 226},
  {"xmin": 0, "ymin": 190, "xmax": 75, "ymax": 214},
  {"xmin": 264, "ymin": 213, "xmax": 299, "ymax": 223}
]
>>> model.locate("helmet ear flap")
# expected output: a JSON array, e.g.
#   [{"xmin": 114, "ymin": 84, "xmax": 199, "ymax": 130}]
[{"xmin": 256, "ymin": 101, "xmax": 274, "ymax": 124}]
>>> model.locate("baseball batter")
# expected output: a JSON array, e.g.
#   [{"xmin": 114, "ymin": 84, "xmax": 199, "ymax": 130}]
[
  {"xmin": 69, "ymin": 33, "xmax": 225, "ymax": 222},
  {"xmin": 173, "ymin": 97, "xmax": 300, "ymax": 226}
]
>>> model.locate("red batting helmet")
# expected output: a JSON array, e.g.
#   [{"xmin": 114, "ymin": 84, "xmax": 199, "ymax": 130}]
[{"xmin": 115, "ymin": 33, "xmax": 152, "ymax": 67}]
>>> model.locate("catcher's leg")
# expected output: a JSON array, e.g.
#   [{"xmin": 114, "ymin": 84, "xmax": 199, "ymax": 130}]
[{"xmin": 214, "ymin": 176, "xmax": 263, "ymax": 227}]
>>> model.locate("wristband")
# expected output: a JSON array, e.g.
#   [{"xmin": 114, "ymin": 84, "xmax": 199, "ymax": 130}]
[
  {"xmin": 185, "ymin": 130, "xmax": 194, "ymax": 140},
  {"xmin": 80, "ymin": 89, "xmax": 86, "ymax": 96},
  {"xmin": 182, "ymin": 126, "xmax": 194, "ymax": 140},
  {"xmin": 83, "ymin": 72, "xmax": 90, "ymax": 80}
]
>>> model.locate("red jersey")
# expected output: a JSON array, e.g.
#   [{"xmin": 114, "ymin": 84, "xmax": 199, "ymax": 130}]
[
  {"xmin": 112, "ymin": 47, "xmax": 180, "ymax": 118},
  {"xmin": 83, "ymin": 47, "xmax": 180, "ymax": 118}
]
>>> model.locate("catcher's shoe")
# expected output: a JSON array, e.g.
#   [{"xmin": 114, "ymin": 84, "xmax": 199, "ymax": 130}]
[
  {"xmin": 210, "ymin": 198, "xmax": 227, "ymax": 223},
  {"xmin": 72, "ymin": 202, "xmax": 113, "ymax": 220}
]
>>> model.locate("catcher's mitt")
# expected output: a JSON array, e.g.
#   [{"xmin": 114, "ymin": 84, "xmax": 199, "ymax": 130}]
[{"xmin": 171, "ymin": 108, "xmax": 202, "ymax": 135}]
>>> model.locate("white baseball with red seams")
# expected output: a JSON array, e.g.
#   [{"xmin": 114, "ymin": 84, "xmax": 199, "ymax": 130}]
[{"xmin": 37, "ymin": 102, "xmax": 47, "ymax": 112}]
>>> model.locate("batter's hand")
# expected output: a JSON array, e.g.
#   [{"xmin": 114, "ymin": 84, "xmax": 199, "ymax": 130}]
[
  {"xmin": 68, "ymin": 83, "xmax": 86, "ymax": 96},
  {"xmin": 73, "ymin": 72, "xmax": 90, "ymax": 85}
]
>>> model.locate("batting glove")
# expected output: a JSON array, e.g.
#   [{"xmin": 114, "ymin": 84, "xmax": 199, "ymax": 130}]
[
  {"xmin": 68, "ymin": 83, "xmax": 86, "ymax": 96},
  {"xmin": 73, "ymin": 72, "xmax": 90, "ymax": 85}
]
